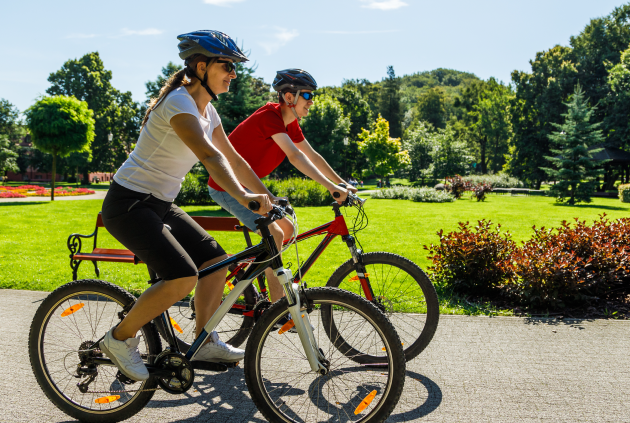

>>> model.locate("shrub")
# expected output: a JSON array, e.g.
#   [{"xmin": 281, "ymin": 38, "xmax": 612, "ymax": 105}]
[
  {"xmin": 174, "ymin": 173, "xmax": 216, "ymax": 206},
  {"xmin": 264, "ymin": 178, "xmax": 331, "ymax": 207},
  {"xmin": 618, "ymin": 183, "xmax": 630, "ymax": 203},
  {"xmin": 424, "ymin": 220, "xmax": 516, "ymax": 295},
  {"xmin": 472, "ymin": 182, "xmax": 493, "ymax": 201},
  {"xmin": 464, "ymin": 174, "xmax": 524, "ymax": 188},
  {"xmin": 502, "ymin": 216, "xmax": 630, "ymax": 307},
  {"xmin": 371, "ymin": 186, "xmax": 455, "ymax": 203},
  {"xmin": 444, "ymin": 175, "xmax": 471, "ymax": 199}
]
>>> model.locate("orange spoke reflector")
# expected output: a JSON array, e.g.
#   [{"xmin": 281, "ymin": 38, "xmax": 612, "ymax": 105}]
[
  {"xmin": 95, "ymin": 395, "xmax": 120, "ymax": 404},
  {"xmin": 354, "ymin": 390, "xmax": 377, "ymax": 415},
  {"xmin": 278, "ymin": 319, "xmax": 295, "ymax": 334},
  {"xmin": 60, "ymin": 303, "xmax": 85, "ymax": 317},
  {"xmin": 226, "ymin": 281, "xmax": 235, "ymax": 291},
  {"xmin": 170, "ymin": 317, "xmax": 183, "ymax": 334},
  {"xmin": 348, "ymin": 273, "xmax": 370, "ymax": 282}
]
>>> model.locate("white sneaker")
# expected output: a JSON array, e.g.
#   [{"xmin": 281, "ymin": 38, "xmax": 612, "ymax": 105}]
[
  {"xmin": 100, "ymin": 327, "xmax": 149, "ymax": 381},
  {"xmin": 192, "ymin": 331, "xmax": 244, "ymax": 363}
]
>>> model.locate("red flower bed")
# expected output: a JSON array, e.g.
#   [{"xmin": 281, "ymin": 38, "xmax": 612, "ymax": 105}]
[{"xmin": 0, "ymin": 191, "xmax": 27, "ymax": 198}]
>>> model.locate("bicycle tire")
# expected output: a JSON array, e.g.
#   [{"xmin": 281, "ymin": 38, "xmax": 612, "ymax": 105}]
[
  {"xmin": 323, "ymin": 252, "xmax": 439, "ymax": 362},
  {"xmin": 154, "ymin": 280, "xmax": 258, "ymax": 352},
  {"xmin": 244, "ymin": 287, "xmax": 406, "ymax": 423},
  {"xmin": 29, "ymin": 279, "xmax": 162, "ymax": 423}
]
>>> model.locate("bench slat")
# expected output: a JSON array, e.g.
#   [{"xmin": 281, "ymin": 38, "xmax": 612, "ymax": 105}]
[
  {"xmin": 96, "ymin": 213, "xmax": 246, "ymax": 232},
  {"xmin": 92, "ymin": 248, "xmax": 134, "ymax": 256},
  {"xmin": 74, "ymin": 253, "xmax": 138, "ymax": 263}
]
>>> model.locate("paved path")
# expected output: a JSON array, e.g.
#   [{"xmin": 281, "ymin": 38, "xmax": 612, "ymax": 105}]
[{"xmin": 3, "ymin": 288, "xmax": 629, "ymax": 422}]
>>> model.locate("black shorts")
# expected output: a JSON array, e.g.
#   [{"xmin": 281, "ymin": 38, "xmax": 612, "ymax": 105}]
[{"xmin": 101, "ymin": 181, "xmax": 226, "ymax": 281}]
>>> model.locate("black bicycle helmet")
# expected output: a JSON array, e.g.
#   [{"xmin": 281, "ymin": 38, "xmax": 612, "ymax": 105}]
[
  {"xmin": 177, "ymin": 30, "xmax": 248, "ymax": 64},
  {"xmin": 272, "ymin": 69, "xmax": 318, "ymax": 92}
]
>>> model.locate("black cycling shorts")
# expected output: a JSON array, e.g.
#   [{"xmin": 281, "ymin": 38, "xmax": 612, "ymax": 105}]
[{"xmin": 101, "ymin": 181, "xmax": 226, "ymax": 281}]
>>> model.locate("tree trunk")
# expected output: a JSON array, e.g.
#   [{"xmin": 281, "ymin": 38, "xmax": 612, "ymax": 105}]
[
  {"xmin": 51, "ymin": 153, "xmax": 56, "ymax": 201},
  {"xmin": 480, "ymin": 136, "xmax": 487, "ymax": 174}
]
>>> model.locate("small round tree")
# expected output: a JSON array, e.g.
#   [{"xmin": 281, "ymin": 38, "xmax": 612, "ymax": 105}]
[{"xmin": 25, "ymin": 96, "xmax": 95, "ymax": 200}]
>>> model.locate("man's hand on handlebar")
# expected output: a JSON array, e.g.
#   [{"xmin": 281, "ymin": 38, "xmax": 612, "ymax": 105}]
[
  {"xmin": 242, "ymin": 193, "xmax": 273, "ymax": 215},
  {"xmin": 346, "ymin": 184, "xmax": 358, "ymax": 194}
]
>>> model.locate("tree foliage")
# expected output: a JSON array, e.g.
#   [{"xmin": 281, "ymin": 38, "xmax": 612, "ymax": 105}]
[
  {"xmin": 378, "ymin": 66, "xmax": 402, "ymax": 138},
  {"xmin": 24, "ymin": 96, "xmax": 95, "ymax": 199},
  {"xmin": 542, "ymin": 85, "xmax": 605, "ymax": 205},
  {"xmin": 358, "ymin": 115, "xmax": 410, "ymax": 179},
  {"xmin": 47, "ymin": 52, "xmax": 140, "ymax": 182},
  {"xmin": 301, "ymin": 94, "xmax": 351, "ymax": 170}
]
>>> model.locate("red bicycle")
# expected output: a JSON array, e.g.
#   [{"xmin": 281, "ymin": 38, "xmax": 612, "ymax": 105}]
[{"xmin": 157, "ymin": 190, "xmax": 439, "ymax": 362}]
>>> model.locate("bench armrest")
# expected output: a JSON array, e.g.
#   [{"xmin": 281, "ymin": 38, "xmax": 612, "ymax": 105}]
[{"xmin": 67, "ymin": 228, "xmax": 98, "ymax": 258}]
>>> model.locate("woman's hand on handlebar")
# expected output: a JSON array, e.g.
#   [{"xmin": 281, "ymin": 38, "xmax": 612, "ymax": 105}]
[
  {"xmin": 272, "ymin": 195, "xmax": 289, "ymax": 205},
  {"xmin": 330, "ymin": 185, "xmax": 348, "ymax": 204},
  {"xmin": 242, "ymin": 193, "xmax": 273, "ymax": 215}
]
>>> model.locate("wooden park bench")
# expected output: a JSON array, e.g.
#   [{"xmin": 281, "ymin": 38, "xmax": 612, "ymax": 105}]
[{"xmin": 67, "ymin": 212, "xmax": 253, "ymax": 281}]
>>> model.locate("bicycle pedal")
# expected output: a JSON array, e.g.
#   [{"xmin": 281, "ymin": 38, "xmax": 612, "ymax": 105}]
[{"xmin": 191, "ymin": 361, "xmax": 229, "ymax": 372}]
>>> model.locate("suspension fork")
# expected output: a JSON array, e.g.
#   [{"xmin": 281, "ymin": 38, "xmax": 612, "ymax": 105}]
[
  {"xmin": 343, "ymin": 235, "xmax": 376, "ymax": 302},
  {"xmin": 260, "ymin": 224, "xmax": 328, "ymax": 374}
]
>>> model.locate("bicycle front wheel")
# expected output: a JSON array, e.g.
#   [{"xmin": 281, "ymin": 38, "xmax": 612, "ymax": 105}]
[
  {"xmin": 28, "ymin": 279, "xmax": 162, "ymax": 423},
  {"xmin": 244, "ymin": 287, "xmax": 406, "ymax": 423},
  {"xmin": 323, "ymin": 252, "xmax": 439, "ymax": 362}
]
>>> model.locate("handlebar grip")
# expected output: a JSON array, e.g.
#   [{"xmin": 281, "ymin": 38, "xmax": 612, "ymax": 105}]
[
  {"xmin": 333, "ymin": 192, "xmax": 340, "ymax": 199},
  {"xmin": 338, "ymin": 183, "xmax": 347, "ymax": 189},
  {"xmin": 248, "ymin": 201, "xmax": 260, "ymax": 211}
]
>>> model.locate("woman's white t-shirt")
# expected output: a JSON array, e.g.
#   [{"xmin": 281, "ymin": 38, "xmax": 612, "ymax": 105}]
[{"xmin": 114, "ymin": 86, "xmax": 221, "ymax": 202}]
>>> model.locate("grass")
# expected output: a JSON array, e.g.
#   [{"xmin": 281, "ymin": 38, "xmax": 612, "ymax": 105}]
[{"xmin": 1, "ymin": 194, "xmax": 629, "ymax": 316}]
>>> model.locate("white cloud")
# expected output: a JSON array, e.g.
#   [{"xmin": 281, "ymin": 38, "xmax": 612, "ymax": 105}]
[
  {"xmin": 120, "ymin": 28, "xmax": 163, "ymax": 36},
  {"xmin": 65, "ymin": 33, "xmax": 98, "ymax": 39},
  {"xmin": 203, "ymin": 0, "xmax": 245, "ymax": 6},
  {"xmin": 360, "ymin": 0, "xmax": 408, "ymax": 10},
  {"xmin": 257, "ymin": 28, "xmax": 299, "ymax": 55},
  {"xmin": 320, "ymin": 29, "xmax": 401, "ymax": 34}
]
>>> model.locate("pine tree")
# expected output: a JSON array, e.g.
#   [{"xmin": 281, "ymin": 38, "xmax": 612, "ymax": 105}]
[
  {"xmin": 542, "ymin": 85, "xmax": 605, "ymax": 205},
  {"xmin": 378, "ymin": 66, "xmax": 402, "ymax": 139}
]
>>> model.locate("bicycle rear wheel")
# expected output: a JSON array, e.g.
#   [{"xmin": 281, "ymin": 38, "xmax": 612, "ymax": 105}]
[
  {"xmin": 323, "ymin": 252, "xmax": 439, "ymax": 362},
  {"xmin": 244, "ymin": 287, "xmax": 406, "ymax": 423},
  {"xmin": 28, "ymin": 279, "xmax": 162, "ymax": 423}
]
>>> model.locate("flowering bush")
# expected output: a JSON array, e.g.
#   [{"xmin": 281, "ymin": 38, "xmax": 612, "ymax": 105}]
[
  {"xmin": 0, "ymin": 185, "xmax": 95, "ymax": 197},
  {"xmin": 371, "ymin": 186, "xmax": 455, "ymax": 203}
]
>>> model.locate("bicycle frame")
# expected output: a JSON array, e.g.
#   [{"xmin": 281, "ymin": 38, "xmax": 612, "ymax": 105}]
[{"xmin": 161, "ymin": 223, "xmax": 329, "ymax": 374}]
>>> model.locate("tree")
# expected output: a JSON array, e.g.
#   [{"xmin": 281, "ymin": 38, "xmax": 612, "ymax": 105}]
[
  {"xmin": 25, "ymin": 96, "xmax": 95, "ymax": 200},
  {"xmin": 314, "ymin": 86, "xmax": 372, "ymax": 176},
  {"xmin": 0, "ymin": 135, "xmax": 18, "ymax": 179},
  {"xmin": 427, "ymin": 127, "xmax": 473, "ymax": 181},
  {"xmin": 0, "ymin": 99, "xmax": 20, "ymax": 138},
  {"xmin": 378, "ymin": 66, "xmax": 402, "ymax": 138},
  {"xmin": 416, "ymin": 87, "xmax": 447, "ymax": 130},
  {"xmin": 541, "ymin": 85, "xmax": 605, "ymax": 205},
  {"xmin": 145, "ymin": 62, "xmax": 183, "ymax": 102},
  {"xmin": 403, "ymin": 122, "xmax": 435, "ymax": 184},
  {"xmin": 358, "ymin": 115, "xmax": 410, "ymax": 180},
  {"xmin": 47, "ymin": 52, "xmax": 141, "ymax": 183},
  {"xmin": 509, "ymin": 45, "xmax": 578, "ymax": 188},
  {"xmin": 214, "ymin": 62, "xmax": 272, "ymax": 134},
  {"xmin": 301, "ymin": 94, "xmax": 351, "ymax": 171}
]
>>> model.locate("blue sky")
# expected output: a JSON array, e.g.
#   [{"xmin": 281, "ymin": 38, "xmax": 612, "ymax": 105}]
[{"xmin": 1, "ymin": 0, "xmax": 627, "ymax": 112}]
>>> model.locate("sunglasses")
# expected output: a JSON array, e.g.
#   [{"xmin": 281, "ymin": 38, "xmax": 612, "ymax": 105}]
[
  {"xmin": 294, "ymin": 92, "xmax": 314, "ymax": 101},
  {"xmin": 216, "ymin": 60, "xmax": 236, "ymax": 73}
]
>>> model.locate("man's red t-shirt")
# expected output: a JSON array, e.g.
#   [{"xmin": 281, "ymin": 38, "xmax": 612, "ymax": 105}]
[{"xmin": 208, "ymin": 102, "xmax": 305, "ymax": 191}]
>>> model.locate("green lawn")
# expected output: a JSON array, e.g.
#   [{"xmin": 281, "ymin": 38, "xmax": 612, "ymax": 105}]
[{"xmin": 1, "ymin": 194, "xmax": 628, "ymax": 315}]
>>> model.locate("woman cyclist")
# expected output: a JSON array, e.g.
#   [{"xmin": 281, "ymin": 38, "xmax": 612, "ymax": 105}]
[
  {"xmin": 207, "ymin": 69, "xmax": 356, "ymax": 304},
  {"xmin": 99, "ymin": 30, "xmax": 275, "ymax": 382}
]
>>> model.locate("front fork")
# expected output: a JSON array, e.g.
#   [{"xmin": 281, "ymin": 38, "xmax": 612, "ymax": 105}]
[
  {"xmin": 343, "ymin": 235, "xmax": 376, "ymax": 302},
  {"xmin": 276, "ymin": 267, "xmax": 329, "ymax": 374}
]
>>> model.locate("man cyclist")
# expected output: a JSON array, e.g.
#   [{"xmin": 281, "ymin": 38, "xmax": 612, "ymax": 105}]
[{"xmin": 207, "ymin": 69, "xmax": 357, "ymax": 303}]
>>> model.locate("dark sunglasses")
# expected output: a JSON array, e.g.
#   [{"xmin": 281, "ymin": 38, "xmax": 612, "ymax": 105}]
[
  {"xmin": 296, "ymin": 92, "xmax": 314, "ymax": 101},
  {"xmin": 216, "ymin": 60, "xmax": 236, "ymax": 73}
]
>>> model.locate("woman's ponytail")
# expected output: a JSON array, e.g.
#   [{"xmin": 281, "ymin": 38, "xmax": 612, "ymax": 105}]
[{"xmin": 141, "ymin": 68, "xmax": 190, "ymax": 128}]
